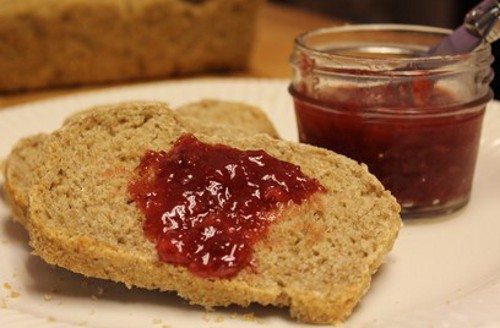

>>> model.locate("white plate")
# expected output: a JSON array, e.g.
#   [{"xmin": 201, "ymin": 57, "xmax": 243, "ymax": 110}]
[{"xmin": 0, "ymin": 78, "xmax": 499, "ymax": 328}]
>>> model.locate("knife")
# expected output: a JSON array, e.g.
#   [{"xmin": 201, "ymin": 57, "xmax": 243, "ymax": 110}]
[{"xmin": 427, "ymin": 0, "xmax": 499, "ymax": 56}]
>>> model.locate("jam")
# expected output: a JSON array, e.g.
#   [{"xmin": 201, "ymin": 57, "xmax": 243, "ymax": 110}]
[
  {"xmin": 128, "ymin": 134, "xmax": 325, "ymax": 278},
  {"xmin": 289, "ymin": 24, "xmax": 493, "ymax": 217},
  {"xmin": 291, "ymin": 85, "xmax": 486, "ymax": 216}
]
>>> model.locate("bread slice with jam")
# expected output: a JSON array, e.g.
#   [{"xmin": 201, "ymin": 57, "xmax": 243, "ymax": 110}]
[
  {"xmin": 2, "ymin": 99, "xmax": 279, "ymax": 227},
  {"xmin": 22, "ymin": 102, "xmax": 400, "ymax": 324}
]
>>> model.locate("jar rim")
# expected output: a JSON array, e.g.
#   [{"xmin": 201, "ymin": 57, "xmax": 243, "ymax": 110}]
[{"xmin": 294, "ymin": 24, "xmax": 492, "ymax": 70}]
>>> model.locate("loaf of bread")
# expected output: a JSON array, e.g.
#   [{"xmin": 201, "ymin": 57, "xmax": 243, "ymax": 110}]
[
  {"xmin": 0, "ymin": 0, "xmax": 264, "ymax": 92},
  {"xmin": 2, "ymin": 99, "xmax": 278, "ymax": 227},
  {"xmin": 21, "ymin": 102, "xmax": 400, "ymax": 324}
]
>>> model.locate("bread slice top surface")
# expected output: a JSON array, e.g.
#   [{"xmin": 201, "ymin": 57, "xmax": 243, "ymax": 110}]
[{"xmin": 26, "ymin": 102, "xmax": 401, "ymax": 324}]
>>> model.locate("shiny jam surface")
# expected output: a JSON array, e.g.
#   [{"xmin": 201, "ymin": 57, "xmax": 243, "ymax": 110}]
[
  {"xmin": 292, "ymin": 84, "xmax": 485, "ymax": 216},
  {"xmin": 128, "ymin": 134, "xmax": 325, "ymax": 278}
]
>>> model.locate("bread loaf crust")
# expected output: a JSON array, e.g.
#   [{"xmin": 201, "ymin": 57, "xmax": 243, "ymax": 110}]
[
  {"xmin": 0, "ymin": 0, "xmax": 264, "ymax": 91},
  {"xmin": 25, "ymin": 102, "xmax": 401, "ymax": 324}
]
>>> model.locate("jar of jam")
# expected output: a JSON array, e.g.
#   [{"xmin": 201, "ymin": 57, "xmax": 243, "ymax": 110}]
[{"xmin": 289, "ymin": 24, "xmax": 494, "ymax": 218}]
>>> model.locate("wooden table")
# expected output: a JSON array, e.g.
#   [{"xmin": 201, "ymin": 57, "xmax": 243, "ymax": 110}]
[{"xmin": 0, "ymin": 3, "xmax": 338, "ymax": 110}]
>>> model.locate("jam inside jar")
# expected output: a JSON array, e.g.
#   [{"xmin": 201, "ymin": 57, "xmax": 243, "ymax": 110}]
[{"xmin": 290, "ymin": 25, "xmax": 494, "ymax": 218}]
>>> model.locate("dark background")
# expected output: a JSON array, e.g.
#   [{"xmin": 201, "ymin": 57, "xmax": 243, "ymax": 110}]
[{"xmin": 272, "ymin": 0, "xmax": 499, "ymax": 99}]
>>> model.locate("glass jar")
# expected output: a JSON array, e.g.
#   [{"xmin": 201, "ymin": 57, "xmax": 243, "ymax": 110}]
[{"xmin": 289, "ymin": 24, "xmax": 494, "ymax": 218}]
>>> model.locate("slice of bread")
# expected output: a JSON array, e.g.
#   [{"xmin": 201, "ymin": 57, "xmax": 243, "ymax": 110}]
[
  {"xmin": 25, "ymin": 102, "xmax": 401, "ymax": 324},
  {"xmin": 2, "ymin": 100, "xmax": 278, "ymax": 227},
  {"xmin": 177, "ymin": 99, "xmax": 279, "ymax": 138},
  {"xmin": 2, "ymin": 133, "xmax": 46, "ymax": 226}
]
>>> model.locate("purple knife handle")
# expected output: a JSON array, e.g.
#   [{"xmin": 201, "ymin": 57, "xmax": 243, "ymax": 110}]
[
  {"xmin": 465, "ymin": 0, "xmax": 499, "ymax": 37},
  {"xmin": 427, "ymin": 0, "xmax": 499, "ymax": 56}
]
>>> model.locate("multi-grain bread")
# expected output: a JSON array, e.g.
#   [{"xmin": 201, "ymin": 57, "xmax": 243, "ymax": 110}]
[
  {"xmin": 64, "ymin": 99, "xmax": 279, "ymax": 138},
  {"xmin": 0, "ymin": 0, "xmax": 264, "ymax": 92},
  {"xmin": 2, "ymin": 134, "xmax": 45, "ymax": 226},
  {"xmin": 177, "ymin": 99, "xmax": 279, "ymax": 138},
  {"xmin": 2, "ymin": 99, "xmax": 278, "ymax": 227},
  {"xmin": 25, "ymin": 102, "xmax": 401, "ymax": 324}
]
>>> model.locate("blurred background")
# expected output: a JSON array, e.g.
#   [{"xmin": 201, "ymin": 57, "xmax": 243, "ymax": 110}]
[{"xmin": 272, "ymin": 0, "xmax": 499, "ymax": 98}]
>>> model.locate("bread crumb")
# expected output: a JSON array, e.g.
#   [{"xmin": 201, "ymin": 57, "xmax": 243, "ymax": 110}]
[
  {"xmin": 202, "ymin": 312, "xmax": 212, "ymax": 322},
  {"xmin": 3, "ymin": 282, "xmax": 12, "ymax": 290},
  {"xmin": 96, "ymin": 286, "xmax": 105, "ymax": 296},
  {"xmin": 226, "ymin": 312, "xmax": 264, "ymax": 324},
  {"xmin": 203, "ymin": 312, "xmax": 245, "ymax": 324},
  {"xmin": 151, "ymin": 318, "xmax": 171, "ymax": 328},
  {"xmin": 44, "ymin": 294, "xmax": 53, "ymax": 301},
  {"xmin": 9, "ymin": 291, "xmax": 20, "ymax": 299},
  {"xmin": 47, "ymin": 316, "xmax": 56, "ymax": 322},
  {"xmin": 242, "ymin": 313, "xmax": 256, "ymax": 322},
  {"xmin": 91, "ymin": 295, "xmax": 98, "ymax": 301},
  {"xmin": 0, "ymin": 299, "xmax": 7, "ymax": 309}
]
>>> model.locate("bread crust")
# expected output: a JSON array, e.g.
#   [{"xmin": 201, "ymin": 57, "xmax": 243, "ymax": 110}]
[
  {"xmin": 24, "ymin": 102, "xmax": 401, "ymax": 324},
  {"xmin": 3, "ymin": 133, "xmax": 46, "ymax": 226}
]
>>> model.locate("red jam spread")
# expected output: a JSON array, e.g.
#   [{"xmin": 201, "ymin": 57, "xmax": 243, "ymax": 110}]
[
  {"xmin": 291, "ymin": 84, "xmax": 485, "ymax": 214},
  {"xmin": 128, "ymin": 134, "xmax": 325, "ymax": 278}
]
